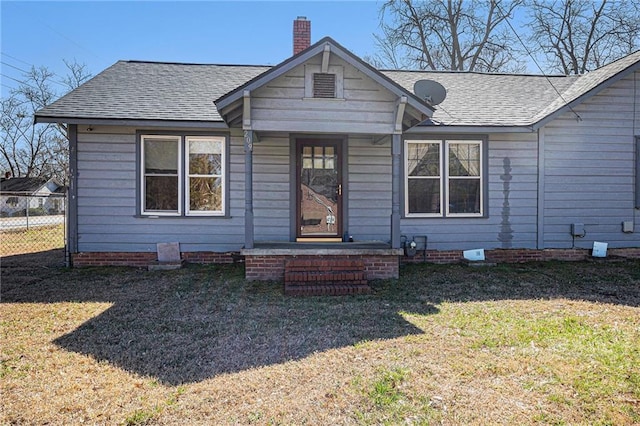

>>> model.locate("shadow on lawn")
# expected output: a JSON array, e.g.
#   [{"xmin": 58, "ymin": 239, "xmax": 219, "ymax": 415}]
[
  {"xmin": 2, "ymin": 251, "xmax": 639, "ymax": 385},
  {"xmin": 2, "ymin": 253, "xmax": 434, "ymax": 385}
]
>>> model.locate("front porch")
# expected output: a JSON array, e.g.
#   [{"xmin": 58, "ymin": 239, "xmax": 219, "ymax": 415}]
[{"xmin": 242, "ymin": 241, "xmax": 403, "ymax": 295}]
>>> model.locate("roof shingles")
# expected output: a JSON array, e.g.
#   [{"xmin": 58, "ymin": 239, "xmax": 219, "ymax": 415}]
[
  {"xmin": 36, "ymin": 49, "xmax": 640, "ymax": 128},
  {"xmin": 37, "ymin": 61, "xmax": 269, "ymax": 122}
]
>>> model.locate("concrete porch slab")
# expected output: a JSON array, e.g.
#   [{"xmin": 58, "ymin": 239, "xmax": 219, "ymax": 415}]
[{"xmin": 241, "ymin": 241, "xmax": 404, "ymax": 256}]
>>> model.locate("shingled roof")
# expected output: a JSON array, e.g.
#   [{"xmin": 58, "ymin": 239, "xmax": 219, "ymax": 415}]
[
  {"xmin": 36, "ymin": 61, "xmax": 269, "ymax": 124},
  {"xmin": 0, "ymin": 177, "xmax": 52, "ymax": 194},
  {"xmin": 35, "ymin": 46, "xmax": 640, "ymax": 130}
]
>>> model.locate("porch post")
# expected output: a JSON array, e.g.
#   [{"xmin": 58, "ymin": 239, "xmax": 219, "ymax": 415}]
[
  {"xmin": 391, "ymin": 133, "xmax": 401, "ymax": 249},
  {"xmin": 244, "ymin": 129, "xmax": 254, "ymax": 249}
]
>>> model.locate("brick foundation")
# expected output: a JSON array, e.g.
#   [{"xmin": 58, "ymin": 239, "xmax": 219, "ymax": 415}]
[
  {"xmin": 402, "ymin": 248, "xmax": 640, "ymax": 264},
  {"xmin": 70, "ymin": 247, "xmax": 639, "ymax": 271},
  {"xmin": 71, "ymin": 251, "xmax": 238, "ymax": 267}
]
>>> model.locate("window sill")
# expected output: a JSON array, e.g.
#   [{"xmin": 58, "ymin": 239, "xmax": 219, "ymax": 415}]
[
  {"xmin": 302, "ymin": 97, "xmax": 346, "ymax": 102},
  {"xmin": 404, "ymin": 214, "xmax": 485, "ymax": 219},
  {"xmin": 134, "ymin": 214, "xmax": 231, "ymax": 219}
]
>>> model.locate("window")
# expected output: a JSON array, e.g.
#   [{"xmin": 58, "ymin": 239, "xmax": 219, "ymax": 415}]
[
  {"xmin": 140, "ymin": 134, "xmax": 225, "ymax": 216},
  {"xmin": 186, "ymin": 137, "xmax": 223, "ymax": 215},
  {"xmin": 405, "ymin": 139, "xmax": 484, "ymax": 217},
  {"xmin": 636, "ymin": 136, "xmax": 640, "ymax": 209}
]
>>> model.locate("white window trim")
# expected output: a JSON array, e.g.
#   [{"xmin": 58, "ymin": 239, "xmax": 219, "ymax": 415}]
[
  {"xmin": 445, "ymin": 140, "xmax": 483, "ymax": 218},
  {"xmin": 185, "ymin": 136, "xmax": 225, "ymax": 216},
  {"xmin": 404, "ymin": 140, "xmax": 443, "ymax": 218},
  {"xmin": 141, "ymin": 135, "xmax": 182, "ymax": 216},
  {"xmin": 404, "ymin": 139, "xmax": 484, "ymax": 218}
]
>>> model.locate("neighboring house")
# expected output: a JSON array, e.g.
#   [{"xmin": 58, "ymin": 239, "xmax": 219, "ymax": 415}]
[
  {"xmin": 0, "ymin": 177, "xmax": 64, "ymax": 217},
  {"xmin": 35, "ymin": 18, "xmax": 639, "ymax": 280}
]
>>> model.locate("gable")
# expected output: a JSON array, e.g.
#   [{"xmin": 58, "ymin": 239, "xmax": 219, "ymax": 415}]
[
  {"xmin": 247, "ymin": 54, "xmax": 413, "ymax": 134},
  {"xmin": 215, "ymin": 37, "xmax": 433, "ymax": 134}
]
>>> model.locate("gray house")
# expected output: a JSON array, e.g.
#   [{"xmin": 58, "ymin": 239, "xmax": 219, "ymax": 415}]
[{"xmin": 36, "ymin": 18, "xmax": 640, "ymax": 287}]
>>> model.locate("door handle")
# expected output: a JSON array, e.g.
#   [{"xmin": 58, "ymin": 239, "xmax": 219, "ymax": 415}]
[{"xmin": 338, "ymin": 184, "xmax": 342, "ymax": 196}]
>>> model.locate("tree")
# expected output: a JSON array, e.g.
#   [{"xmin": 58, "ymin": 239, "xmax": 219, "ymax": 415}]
[
  {"xmin": 374, "ymin": 0, "xmax": 524, "ymax": 72},
  {"xmin": 1, "ymin": 61, "xmax": 91, "ymax": 184},
  {"xmin": 526, "ymin": 0, "xmax": 640, "ymax": 74}
]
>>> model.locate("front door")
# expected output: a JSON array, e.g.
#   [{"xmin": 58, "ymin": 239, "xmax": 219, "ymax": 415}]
[{"xmin": 296, "ymin": 139, "xmax": 342, "ymax": 241}]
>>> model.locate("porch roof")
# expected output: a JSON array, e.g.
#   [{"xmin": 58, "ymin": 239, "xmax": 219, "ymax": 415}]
[{"xmin": 214, "ymin": 37, "xmax": 435, "ymax": 129}]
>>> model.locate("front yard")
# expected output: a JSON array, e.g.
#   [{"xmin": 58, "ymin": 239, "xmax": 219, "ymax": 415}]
[{"xmin": 1, "ymin": 251, "xmax": 639, "ymax": 425}]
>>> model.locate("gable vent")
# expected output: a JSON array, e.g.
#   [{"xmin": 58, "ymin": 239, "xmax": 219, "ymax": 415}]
[{"xmin": 313, "ymin": 73, "xmax": 336, "ymax": 98}]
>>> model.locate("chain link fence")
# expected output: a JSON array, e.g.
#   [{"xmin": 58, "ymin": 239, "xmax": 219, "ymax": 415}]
[{"xmin": 0, "ymin": 193, "xmax": 66, "ymax": 257}]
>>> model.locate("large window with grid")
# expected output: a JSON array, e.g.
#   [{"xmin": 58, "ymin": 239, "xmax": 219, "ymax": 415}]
[
  {"xmin": 140, "ymin": 134, "xmax": 226, "ymax": 216},
  {"xmin": 405, "ymin": 139, "xmax": 484, "ymax": 217}
]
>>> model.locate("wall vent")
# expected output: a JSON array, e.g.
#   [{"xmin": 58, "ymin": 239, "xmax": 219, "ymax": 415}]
[{"xmin": 313, "ymin": 73, "xmax": 336, "ymax": 98}]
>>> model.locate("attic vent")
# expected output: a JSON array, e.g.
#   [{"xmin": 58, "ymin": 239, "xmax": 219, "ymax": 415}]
[{"xmin": 313, "ymin": 73, "xmax": 336, "ymax": 98}]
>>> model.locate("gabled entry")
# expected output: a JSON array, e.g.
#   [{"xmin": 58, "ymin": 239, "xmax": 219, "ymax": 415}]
[{"xmin": 296, "ymin": 139, "xmax": 343, "ymax": 241}]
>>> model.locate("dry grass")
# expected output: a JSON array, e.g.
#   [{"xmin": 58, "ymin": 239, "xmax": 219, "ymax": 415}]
[
  {"xmin": 0, "ymin": 224, "xmax": 64, "ymax": 256},
  {"xmin": 1, "ymin": 251, "xmax": 639, "ymax": 425}
]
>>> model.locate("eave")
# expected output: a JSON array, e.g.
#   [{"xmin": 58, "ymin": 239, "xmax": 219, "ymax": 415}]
[{"xmin": 34, "ymin": 115, "xmax": 230, "ymax": 129}]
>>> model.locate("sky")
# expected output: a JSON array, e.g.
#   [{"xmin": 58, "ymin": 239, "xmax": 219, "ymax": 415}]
[{"xmin": 1, "ymin": 1, "xmax": 384, "ymax": 98}]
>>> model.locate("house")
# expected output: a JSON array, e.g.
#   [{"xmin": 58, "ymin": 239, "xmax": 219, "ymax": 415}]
[
  {"xmin": 35, "ymin": 17, "xmax": 640, "ymax": 284},
  {"xmin": 0, "ymin": 176, "xmax": 65, "ymax": 217}
]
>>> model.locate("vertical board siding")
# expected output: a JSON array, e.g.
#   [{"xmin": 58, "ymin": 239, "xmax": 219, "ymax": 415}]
[
  {"xmin": 543, "ymin": 74, "xmax": 640, "ymax": 248},
  {"xmin": 400, "ymin": 133, "xmax": 539, "ymax": 250},
  {"xmin": 347, "ymin": 136, "xmax": 393, "ymax": 241},
  {"xmin": 76, "ymin": 127, "xmax": 245, "ymax": 253}
]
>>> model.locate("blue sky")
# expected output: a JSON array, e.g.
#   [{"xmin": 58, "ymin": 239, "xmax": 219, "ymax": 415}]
[{"xmin": 1, "ymin": 1, "xmax": 383, "ymax": 97}]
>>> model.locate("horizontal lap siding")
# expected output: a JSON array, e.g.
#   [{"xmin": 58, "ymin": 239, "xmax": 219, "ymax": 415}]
[
  {"xmin": 543, "ymin": 74, "xmax": 640, "ymax": 249},
  {"xmin": 401, "ymin": 133, "xmax": 539, "ymax": 250},
  {"xmin": 251, "ymin": 57, "xmax": 396, "ymax": 134},
  {"xmin": 252, "ymin": 136, "xmax": 290, "ymax": 240},
  {"xmin": 347, "ymin": 137, "xmax": 392, "ymax": 241},
  {"xmin": 76, "ymin": 127, "xmax": 245, "ymax": 253}
]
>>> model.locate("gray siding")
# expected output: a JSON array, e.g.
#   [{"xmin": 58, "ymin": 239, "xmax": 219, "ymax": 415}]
[
  {"xmin": 76, "ymin": 126, "xmax": 245, "ymax": 252},
  {"xmin": 400, "ymin": 133, "xmax": 539, "ymax": 250},
  {"xmin": 542, "ymin": 73, "xmax": 640, "ymax": 248},
  {"xmin": 252, "ymin": 135, "xmax": 291, "ymax": 241},
  {"xmin": 347, "ymin": 136, "xmax": 392, "ymax": 241},
  {"xmin": 251, "ymin": 56, "xmax": 398, "ymax": 134}
]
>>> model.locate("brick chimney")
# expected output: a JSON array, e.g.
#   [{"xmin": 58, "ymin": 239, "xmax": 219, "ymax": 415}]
[{"xmin": 293, "ymin": 16, "xmax": 311, "ymax": 55}]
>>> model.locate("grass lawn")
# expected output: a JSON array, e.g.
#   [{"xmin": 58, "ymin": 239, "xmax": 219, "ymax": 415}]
[
  {"xmin": 0, "ymin": 224, "xmax": 64, "ymax": 256},
  {"xmin": 1, "ymin": 251, "xmax": 639, "ymax": 425}
]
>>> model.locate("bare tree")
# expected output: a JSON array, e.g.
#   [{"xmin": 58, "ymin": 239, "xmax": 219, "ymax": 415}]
[
  {"xmin": 1, "ymin": 61, "xmax": 91, "ymax": 184},
  {"xmin": 375, "ymin": 0, "xmax": 525, "ymax": 72},
  {"xmin": 527, "ymin": 0, "xmax": 640, "ymax": 74}
]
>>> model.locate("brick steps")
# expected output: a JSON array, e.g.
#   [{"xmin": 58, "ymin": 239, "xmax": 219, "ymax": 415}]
[
  {"xmin": 284, "ymin": 258, "xmax": 371, "ymax": 296},
  {"xmin": 285, "ymin": 284, "xmax": 372, "ymax": 296}
]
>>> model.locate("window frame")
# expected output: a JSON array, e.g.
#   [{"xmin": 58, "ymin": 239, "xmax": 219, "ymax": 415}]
[
  {"xmin": 138, "ymin": 133, "xmax": 228, "ymax": 218},
  {"xmin": 404, "ymin": 137, "xmax": 486, "ymax": 218},
  {"xmin": 635, "ymin": 136, "xmax": 640, "ymax": 209},
  {"xmin": 185, "ymin": 135, "xmax": 226, "ymax": 217},
  {"xmin": 141, "ymin": 134, "xmax": 182, "ymax": 216}
]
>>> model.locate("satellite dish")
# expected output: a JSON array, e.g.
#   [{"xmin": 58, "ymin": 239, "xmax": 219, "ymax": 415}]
[{"xmin": 413, "ymin": 79, "xmax": 447, "ymax": 105}]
